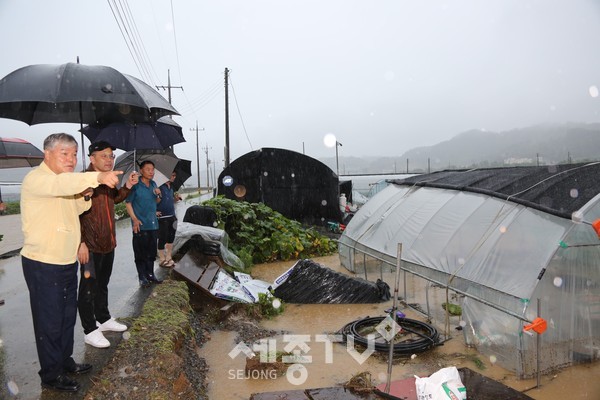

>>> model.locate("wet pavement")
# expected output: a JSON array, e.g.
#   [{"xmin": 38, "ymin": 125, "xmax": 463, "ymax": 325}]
[{"xmin": 0, "ymin": 197, "xmax": 200, "ymax": 400}]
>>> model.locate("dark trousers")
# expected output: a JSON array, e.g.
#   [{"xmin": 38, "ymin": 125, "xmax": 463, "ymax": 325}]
[
  {"xmin": 22, "ymin": 256, "xmax": 79, "ymax": 383},
  {"xmin": 157, "ymin": 216, "xmax": 177, "ymax": 249},
  {"xmin": 132, "ymin": 229, "xmax": 158, "ymax": 281},
  {"xmin": 77, "ymin": 251, "xmax": 115, "ymax": 334}
]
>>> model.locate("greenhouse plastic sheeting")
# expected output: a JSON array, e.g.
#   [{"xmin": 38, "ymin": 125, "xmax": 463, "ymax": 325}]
[
  {"xmin": 339, "ymin": 164, "xmax": 600, "ymax": 377},
  {"xmin": 273, "ymin": 259, "xmax": 390, "ymax": 303},
  {"xmin": 172, "ymin": 222, "xmax": 244, "ymax": 271}
]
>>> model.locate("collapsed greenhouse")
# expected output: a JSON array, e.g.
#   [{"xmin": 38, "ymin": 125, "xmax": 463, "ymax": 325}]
[{"xmin": 338, "ymin": 163, "xmax": 600, "ymax": 378}]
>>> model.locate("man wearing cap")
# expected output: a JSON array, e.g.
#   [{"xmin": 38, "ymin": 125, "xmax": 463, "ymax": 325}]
[{"xmin": 77, "ymin": 141, "xmax": 139, "ymax": 349}]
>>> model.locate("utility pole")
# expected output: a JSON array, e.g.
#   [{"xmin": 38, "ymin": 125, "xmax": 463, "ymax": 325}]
[
  {"xmin": 224, "ymin": 68, "xmax": 230, "ymax": 168},
  {"xmin": 203, "ymin": 143, "xmax": 212, "ymax": 189},
  {"xmin": 335, "ymin": 141, "xmax": 342, "ymax": 176},
  {"xmin": 190, "ymin": 122, "xmax": 205, "ymax": 190},
  {"xmin": 156, "ymin": 69, "xmax": 183, "ymax": 105}
]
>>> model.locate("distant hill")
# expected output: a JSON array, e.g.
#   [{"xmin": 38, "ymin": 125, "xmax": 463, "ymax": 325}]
[{"xmin": 320, "ymin": 122, "xmax": 600, "ymax": 174}]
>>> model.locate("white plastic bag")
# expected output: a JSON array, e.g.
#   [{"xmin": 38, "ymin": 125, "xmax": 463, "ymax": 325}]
[{"xmin": 415, "ymin": 366, "xmax": 467, "ymax": 400}]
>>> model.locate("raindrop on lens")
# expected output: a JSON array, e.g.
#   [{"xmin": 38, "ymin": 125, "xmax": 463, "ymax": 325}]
[
  {"xmin": 263, "ymin": 171, "xmax": 268, "ymax": 176},
  {"xmin": 458, "ymin": 257, "xmax": 465, "ymax": 265},
  {"xmin": 291, "ymin": 173, "xmax": 295, "ymax": 178},
  {"xmin": 323, "ymin": 133, "xmax": 337, "ymax": 148},
  {"xmin": 119, "ymin": 104, "xmax": 131, "ymax": 115},
  {"xmin": 7, "ymin": 380, "xmax": 19, "ymax": 395},
  {"xmin": 569, "ymin": 189, "xmax": 579, "ymax": 198},
  {"xmin": 272, "ymin": 299, "xmax": 281, "ymax": 309},
  {"xmin": 499, "ymin": 226, "xmax": 507, "ymax": 233},
  {"xmin": 553, "ymin": 277, "xmax": 563, "ymax": 287},
  {"xmin": 589, "ymin": 85, "xmax": 599, "ymax": 98},
  {"xmin": 222, "ymin": 176, "xmax": 233, "ymax": 186},
  {"xmin": 84, "ymin": 270, "xmax": 91, "ymax": 279},
  {"xmin": 122, "ymin": 331, "xmax": 131, "ymax": 340},
  {"xmin": 321, "ymin": 200, "xmax": 327, "ymax": 206},
  {"xmin": 233, "ymin": 185, "xmax": 247, "ymax": 198},
  {"xmin": 459, "ymin": 320, "xmax": 467, "ymax": 327},
  {"xmin": 489, "ymin": 355, "xmax": 497, "ymax": 364}
]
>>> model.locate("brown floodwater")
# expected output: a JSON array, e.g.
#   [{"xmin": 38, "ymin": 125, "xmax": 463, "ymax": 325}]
[{"xmin": 197, "ymin": 255, "xmax": 600, "ymax": 400}]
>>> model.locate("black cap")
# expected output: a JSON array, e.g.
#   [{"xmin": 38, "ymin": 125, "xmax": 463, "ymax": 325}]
[{"xmin": 88, "ymin": 141, "xmax": 116, "ymax": 155}]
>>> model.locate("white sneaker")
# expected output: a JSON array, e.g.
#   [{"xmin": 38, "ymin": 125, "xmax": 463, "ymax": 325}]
[
  {"xmin": 97, "ymin": 318, "xmax": 128, "ymax": 332},
  {"xmin": 84, "ymin": 329, "xmax": 110, "ymax": 348}
]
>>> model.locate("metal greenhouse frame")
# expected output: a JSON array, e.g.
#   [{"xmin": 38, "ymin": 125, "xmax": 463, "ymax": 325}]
[{"xmin": 338, "ymin": 163, "xmax": 600, "ymax": 378}]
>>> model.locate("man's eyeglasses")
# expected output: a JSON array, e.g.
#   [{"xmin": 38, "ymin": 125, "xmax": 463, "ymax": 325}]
[{"xmin": 94, "ymin": 153, "xmax": 116, "ymax": 160}]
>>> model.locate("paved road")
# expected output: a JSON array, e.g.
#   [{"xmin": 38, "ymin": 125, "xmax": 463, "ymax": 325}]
[{"xmin": 0, "ymin": 197, "xmax": 202, "ymax": 400}]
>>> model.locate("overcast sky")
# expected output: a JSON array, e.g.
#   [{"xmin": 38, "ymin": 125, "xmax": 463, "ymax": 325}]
[{"xmin": 1, "ymin": 0, "xmax": 600, "ymax": 174}]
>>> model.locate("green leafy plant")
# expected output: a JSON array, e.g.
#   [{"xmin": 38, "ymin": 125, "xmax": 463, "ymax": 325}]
[
  {"xmin": 114, "ymin": 202, "xmax": 128, "ymax": 220},
  {"xmin": 247, "ymin": 292, "xmax": 285, "ymax": 319},
  {"xmin": 1, "ymin": 201, "xmax": 20, "ymax": 215},
  {"xmin": 204, "ymin": 196, "xmax": 337, "ymax": 266}
]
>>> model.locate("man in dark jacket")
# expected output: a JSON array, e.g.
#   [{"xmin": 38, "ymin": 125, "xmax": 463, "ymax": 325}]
[{"xmin": 77, "ymin": 141, "xmax": 139, "ymax": 348}]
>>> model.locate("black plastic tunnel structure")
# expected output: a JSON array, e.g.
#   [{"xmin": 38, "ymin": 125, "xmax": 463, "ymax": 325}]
[{"xmin": 217, "ymin": 148, "xmax": 343, "ymax": 225}]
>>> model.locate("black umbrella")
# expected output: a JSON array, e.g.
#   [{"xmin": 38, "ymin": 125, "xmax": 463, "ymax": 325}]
[
  {"xmin": 0, "ymin": 137, "xmax": 44, "ymax": 168},
  {"xmin": 0, "ymin": 62, "xmax": 179, "ymax": 166},
  {"xmin": 0, "ymin": 137, "xmax": 44, "ymax": 205},
  {"xmin": 172, "ymin": 158, "xmax": 192, "ymax": 191},
  {"xmin": 80, "ymin": 116, "xmax": 185, "ymax": 151},
  {"xmin": 114, "ymin": 149, "xmax": 189, "ymax": 189}
]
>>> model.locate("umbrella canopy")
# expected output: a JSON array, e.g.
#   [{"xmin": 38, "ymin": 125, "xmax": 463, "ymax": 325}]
[
  {"xmin": 0, "ymin": 63, "xmax": 178, "ymax": 125},
  {"xmin": 0, "ymin": 137, "xmax": 44, "ymax": 168},
  {"xmin": 172, "ymin": 158, "xmax": 192, "ymax": 191},
  {"xmin": 80, "ymin": 116, "xmax": 185, "ymax": 151},
  {"xmin": 0, "ymin": 63, "xmax": 179, "ymax": 167},
  {"xmin": 114, "ymin": 149, "xmax": 185, "ymax": 188}
]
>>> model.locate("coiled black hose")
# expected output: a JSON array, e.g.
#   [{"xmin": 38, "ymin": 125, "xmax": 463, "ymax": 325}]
[{"xmin": 340, "ymin": 316, "xmax": 440, "ymax": 354}]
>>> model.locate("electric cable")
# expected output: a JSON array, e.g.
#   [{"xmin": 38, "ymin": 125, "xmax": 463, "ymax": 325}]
[{"xmin": 339, "ymin": 316, "xmax": 440, "ymax": 355}]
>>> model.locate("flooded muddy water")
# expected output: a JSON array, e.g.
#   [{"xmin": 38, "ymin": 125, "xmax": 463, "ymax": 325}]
[{"xmin": 198, "ymin": 255, "xmax": 600, "ymax": 400}]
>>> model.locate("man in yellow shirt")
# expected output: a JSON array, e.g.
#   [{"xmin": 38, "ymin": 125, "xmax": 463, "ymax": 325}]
[{"xmin": 20, "ymin": 133, "xmax": 122, "ymax": 393}]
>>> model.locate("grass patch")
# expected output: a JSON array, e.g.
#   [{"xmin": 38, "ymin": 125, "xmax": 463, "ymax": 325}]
[{"xmin": 123, "ymin": 280, "xmax": 191, "ymax": 354}]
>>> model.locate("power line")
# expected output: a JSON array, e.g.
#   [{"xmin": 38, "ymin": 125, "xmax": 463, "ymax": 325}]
[
  {"xmin": 176, "ymin": 80, "xmax": 223, "ymax": 115},
  {"xmin": 169, "ymin": 0, "xmax": 184, "ymax": 86},
  {"xmin": 229, "ymin": 74, "xmax": 253, "ymax": 151},
  {"xmin": 114, "ymin": 0, "xmax": 151, "ymax": 82},
  {"xmin": 122, "ymin": 0, "xmax": 160, "ymax": 84},
  {"xmin": 107, "ymin": 0, "xmax": 157, "ymax": 85},
  {"xmin": 106, "ymin": 0, "xmax": 145, "ymax": 79}
]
